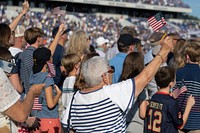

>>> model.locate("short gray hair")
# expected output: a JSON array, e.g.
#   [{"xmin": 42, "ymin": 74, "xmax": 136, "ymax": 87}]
[{"xmin": 82, "ymin": 56, "xmax": 109, "ymax": 87}]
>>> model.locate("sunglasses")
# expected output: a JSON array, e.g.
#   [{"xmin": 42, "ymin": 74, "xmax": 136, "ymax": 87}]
[{"xmin": 101, "ymin": 66, "xmax": 115, "ymax": 77}]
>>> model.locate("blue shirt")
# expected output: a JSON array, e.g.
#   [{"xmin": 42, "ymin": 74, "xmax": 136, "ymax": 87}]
[
  {"xmin": 109, "ymin": 52, "xmax": 127, "ymax": 83},
  {"xmin": 29, "ymin": 72, "xmax": 59, "ymax": 118},
  {"xmin": 18, "ymin": 46, "xmax": 36, "ymax": 93},
  {"xmin": 144, "ymin": 92, "xmax": 183, "ymax": 133},
  {"xmin": 53, "ymin": 44, "xmax": 65, "ymax": 89},
  {"xmin": 176, "ymin": 63, "xmax": 200, "ymax": 130}
]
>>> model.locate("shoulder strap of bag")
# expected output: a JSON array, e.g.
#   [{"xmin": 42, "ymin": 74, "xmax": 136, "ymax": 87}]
[{"xmin": 67, "ymin": 91, "xmax": 77, "ymax": 131}]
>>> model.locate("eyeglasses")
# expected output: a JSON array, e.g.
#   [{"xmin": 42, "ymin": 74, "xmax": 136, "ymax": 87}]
[{"xmin": 101, "ymin": 66, "xmax": 115, "ymax": 77}]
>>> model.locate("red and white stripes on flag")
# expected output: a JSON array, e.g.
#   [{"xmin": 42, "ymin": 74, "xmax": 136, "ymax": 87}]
[
  {"xmin": 173, "ymin": 84, "xmax": 187, "ymax": 99},
  {"xmin": 46, "ymin": 62, "xmax": 56, "ymax": 78},
  {"xmin": 32, "ymin": 97, "xmax": 42, "ymax": 110},
  {"xmin": 52, "ymin": 6, "xmax": 66, "ymax": 15},
  {"xmin": 148, "ymin": 12, "xmax": 166, "ymax": 31}
]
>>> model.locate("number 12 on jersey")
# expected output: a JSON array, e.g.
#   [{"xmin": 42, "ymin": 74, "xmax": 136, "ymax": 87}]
[{"xmin": 147, "ymin": 109, "xmax": 162, "ymax": 132}]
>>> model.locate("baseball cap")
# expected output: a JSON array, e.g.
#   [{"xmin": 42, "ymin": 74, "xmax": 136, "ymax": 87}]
[
  {"xmin": 14, "ymin": 25, "xmax": 26, "ymax": 37},
  {"xmin": 117, "ymin": 34, "xmax": 136, "ymax": 47},
  {"xmin": 148, "ymin": 32, "xmax": 165, "ymax": 43},
  {"xmin": 96, "ymin": 37, "xmax": 108, "ymax": 46},
  {"xmin": 168, "ymin": 33, "xmax": 180, "ymax": 40},
  {"xmin": 52, "ymin": 26, "xmax": 71, "ymax": 38},
  {"xmin": 33, "ymin": 47, "xmax": 51, "ymax": 74}
]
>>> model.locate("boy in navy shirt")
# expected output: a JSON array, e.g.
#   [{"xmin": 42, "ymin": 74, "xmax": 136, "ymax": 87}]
[{"xmin": 141, "ymin": 66, "xmax": 195, "ymax": 133}]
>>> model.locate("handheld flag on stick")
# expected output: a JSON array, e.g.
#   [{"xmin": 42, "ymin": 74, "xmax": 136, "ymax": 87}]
[
  {"xmin": 173, "ymin": 80, "xmax": 187, "ymax": 99},
  {"xmin": 52, "ymin": 6, "xmax": 66, "ymax": 15},
  {"xmin": 46, "ymin": 62, "xmax": 56, "ymax": 78},
  {"xmin": 148, "ymin": 12, "xmax": 166, "ymax": 31}
]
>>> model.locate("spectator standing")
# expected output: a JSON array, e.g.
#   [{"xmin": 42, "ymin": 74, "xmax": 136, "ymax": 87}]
[
  {"xmin": 120, "ymin": 52, "xmax": 149, "ymax": 133},
  {"xmin": 74, "ymin": 52, "xmax": 100, "ymax": 90},
  {"xmin": 142, "ymin": 66, "xmax": 195, "ymax": 133},
  {"xmin": 176, "ymin": 41, "xmax": 200, "ymax": 133},
  {"xmin": 9, "ymin": 25, "xmax": 26, "ymax": 57},
  {"xmin": 18, "ymin": 27, "xmax": 45, "ymax": 94},
  {"xmin": 60, "ymin": 54, "xmax": 81, "ymax": 116},
  {"xmin": 66, "ymin": 30, "xmax": 90, "ymax": 58},
  {"xmin": 52, "ymin": 27, "xmax": 71, "ymax": 89},
  {"xmin": 18, "ymin": 24, "xmax": 66, "ymax": 95},
  {"xmin": 30, "ymin": 47, "xmax": 62, "ymax": 133},
  {"xmin": 95, "ymin": 36, "xmax": 108, "ymax": 57},
  {"xmin": 0, "ymin": 67, "xmax": 44, "ymax": 132},
  {"xmin": 109, "ymin": 34, "xmax": 136, "ymax": 83}
]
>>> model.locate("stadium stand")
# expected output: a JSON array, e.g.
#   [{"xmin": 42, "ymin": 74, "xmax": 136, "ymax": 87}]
[{"xmin": 1, "ymin": 0, "xmax": 199, "ymax": 52}]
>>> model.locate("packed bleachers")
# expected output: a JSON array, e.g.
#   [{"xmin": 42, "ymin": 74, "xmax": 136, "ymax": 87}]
[
  {"xmin": 111, "ymin": 0, "xmax": 190, "ymax": 8},
  {"xmin": 1, "ymin": 5, "xmax": 199, "ymax": 53},
  {"xmin": 141, "ymin": 0, "xmax": 190, "ymax": 8}
]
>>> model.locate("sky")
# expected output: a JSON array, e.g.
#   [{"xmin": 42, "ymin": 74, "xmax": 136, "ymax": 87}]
[{"xmin": 182, "ymin": 0, "xmax": 200, "ymax": 19}]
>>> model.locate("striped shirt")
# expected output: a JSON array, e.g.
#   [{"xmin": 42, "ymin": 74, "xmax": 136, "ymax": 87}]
[
  {"xmin": 18, "ymin": 46, "xmax": 36, "ymax": 93},
  {"xmin": 176, "ymin": 63, "xmax": 200, "ymax": 130},
  {"xmin": 62, "ymin": 79, "xmax": 135, "ymax": 132}
]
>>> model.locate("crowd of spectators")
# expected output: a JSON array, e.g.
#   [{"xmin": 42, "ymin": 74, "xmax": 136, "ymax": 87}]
[
  {"xmin": 115, "ymin": 0, "xmax": 190, "ymax": 8},
  {"xmin": 1, "ymin": 6, "xmax": 199, "ymax": 55},
  {"xmin": 0, "ymin": 1, "xmax": 200, "ymax": 132}
]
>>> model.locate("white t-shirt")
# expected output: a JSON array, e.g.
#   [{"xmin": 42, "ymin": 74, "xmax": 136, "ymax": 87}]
[
  {"xmin": 62, "ymin": 79, "xmax": 135, "ymax": 132},
  {"xmin": 8, "ymin": 47, "xmax": 23, "ymax": 57},
  {"xmin": 62, "ymin": 76, "xmax": 76, "ymax": 108}
]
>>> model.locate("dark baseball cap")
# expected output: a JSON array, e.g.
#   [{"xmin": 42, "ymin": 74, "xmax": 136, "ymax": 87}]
[
  {"xmin": 33, "ymin": 47, "xmax": 51, "ymax": 74},
  {"xmin": 117, "ymin": 34, "xmax": 137, "ymax": 47},
  {"xmin": 148, "ymin": 32, "xmax": 165, "ymax": 43},
  {"xmin": 52, "ymin": 26, "xmax": 71, "ymax": 38}
]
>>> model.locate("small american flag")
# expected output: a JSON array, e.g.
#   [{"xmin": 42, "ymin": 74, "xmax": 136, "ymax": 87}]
[
  {"xmin": 148, "ymin": 12, "xmax": 166, "ymax": 31},
  {"xmin": 52, "ymin": 6, "xmax": 66, "ymax": 15},
  {"xmin": 46, "ymin": 62, "xmax": 56, "ymax": 78},
  {"xmin": 173, "ymin": 80, "xmax": 187, "ymax": 99},
  {"xmin": 32, "ymin": 97, "xmax": 42, "ymax": 110}
]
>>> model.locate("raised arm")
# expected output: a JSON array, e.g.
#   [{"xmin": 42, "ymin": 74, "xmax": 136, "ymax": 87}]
[
  {"xmin": 48, "ymin": 23, "xmax": 66, "ymax": 55},
  {"xmin": 9, "ymin": 0, "xmax": 29, "ymax": 31},
  {"xmin": 4, "ymin": 83, "xmax": 45, "ymax": 122},
  {"xmin": 134, "ymin": 36, "xmax": 173, "ymax": 98}
]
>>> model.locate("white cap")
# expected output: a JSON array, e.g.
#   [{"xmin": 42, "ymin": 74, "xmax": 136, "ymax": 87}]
[
  {"xmin": 105, "ymin": 39, "xmax": 109, "ymax": 43},
  {"xmin": 96, "ymin": 37, "xmax": 108, "ymax": 46},
  {"xmin": 14, "ymin": 25, "xmax": 26, "ymax": 37}
]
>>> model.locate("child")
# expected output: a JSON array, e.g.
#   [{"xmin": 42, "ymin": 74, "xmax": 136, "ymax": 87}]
[
  {"xmin": 61, "ymin": 53, "xmax": 81, "ymax": 115},
  {"xmin": 141, "ymin": 66, "xmax": 195, "ymax": 133},
  {"xmin": 29, "ymin": 47, "xmax": 62, "ymax": 133}
]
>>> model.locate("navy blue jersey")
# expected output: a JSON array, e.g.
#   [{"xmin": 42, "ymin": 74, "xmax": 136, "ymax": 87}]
[{"xmin": 144, "ymin": 92, "xmax": 183, "ymax": 133}]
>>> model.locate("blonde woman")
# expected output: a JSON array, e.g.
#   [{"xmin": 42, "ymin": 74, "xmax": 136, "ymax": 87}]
[{"xmin": 66, "ymin": 30, "xmax": 90, "ymax": 58}]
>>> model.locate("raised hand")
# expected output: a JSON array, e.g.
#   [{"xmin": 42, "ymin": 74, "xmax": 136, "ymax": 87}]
[
  {"xmin": 54, "ymin": 84, "xmax": 62, "ymax": 95},
  {"xmin": 58, "ymin": 23, "xmax": 67, "ymax": 36},
  {"xmin": 21, "ymin": 0, "xmax": 29, "ymax": 15},
  {"xmin": 160, "ymin": 36, "xmax": 174, "ymax": 52}
]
